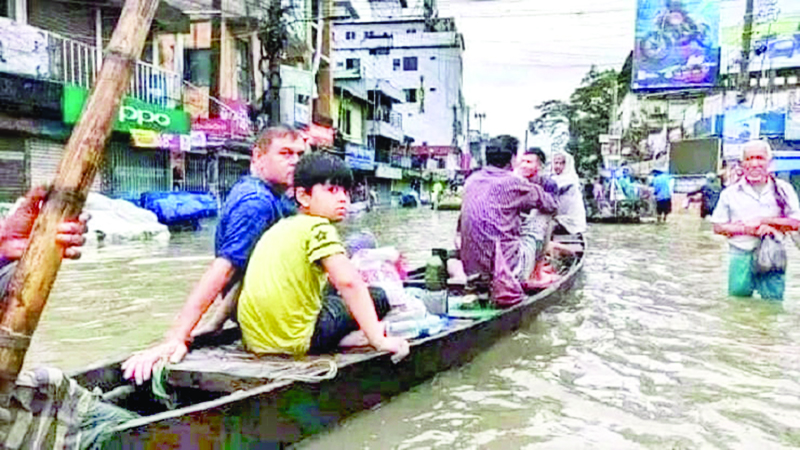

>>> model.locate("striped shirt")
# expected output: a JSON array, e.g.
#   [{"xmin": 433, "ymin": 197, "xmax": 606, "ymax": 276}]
[{"xmin": 460, "ymin": 166, "xmax": 557, "ymax": 277}]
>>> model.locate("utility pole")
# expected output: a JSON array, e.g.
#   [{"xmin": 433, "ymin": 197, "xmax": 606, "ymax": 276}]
[
  {"xmin": 738, "ymin": 0, "xmax": 755, "ymax": 101},
  {"xmin": 209, "ymin": 0, "xmax": 222, "ymax": 117},
  {"xmin": 260, "ymin": 0, "xmax": 285, "ymax": 126}
]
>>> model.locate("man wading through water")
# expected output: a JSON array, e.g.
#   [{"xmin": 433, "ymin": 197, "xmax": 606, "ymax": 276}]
[{"xmin": 711, "ymin": 140, "xmax": 800, "ymax": 300}]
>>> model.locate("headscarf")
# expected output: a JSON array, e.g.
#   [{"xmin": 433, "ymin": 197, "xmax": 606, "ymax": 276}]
[
  {"xmin": 549, "ymin": 150, "xmax": 586, "ymax": 234},
  {"xmin": 551, "ymin": 151, "xmax": 581, "ymax": 190}
]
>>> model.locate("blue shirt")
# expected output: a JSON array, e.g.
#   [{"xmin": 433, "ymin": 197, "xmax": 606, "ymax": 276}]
[
  {"xmin": 651, "ymin": 173, "xmax": 673, "ymax": 201},
  {"xmin": 215, "ymin": 175, "xmax": 295, "ymax": 272}
]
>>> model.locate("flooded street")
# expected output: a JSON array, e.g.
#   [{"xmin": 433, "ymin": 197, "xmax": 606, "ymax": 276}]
[{"xmin": 28, "ymin": 208, "xmax": 800, "ymax": 449}]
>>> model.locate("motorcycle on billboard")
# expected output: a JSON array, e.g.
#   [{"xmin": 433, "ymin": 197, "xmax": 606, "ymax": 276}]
[{"xmin": 632, "ymin": 0, "xmax": 720, "ymax": 91}]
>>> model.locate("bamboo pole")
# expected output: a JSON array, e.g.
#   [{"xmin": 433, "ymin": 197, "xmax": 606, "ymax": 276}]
[{"xmin": 0, "ymin": 0, "xmax": 160, "ymax": 392}]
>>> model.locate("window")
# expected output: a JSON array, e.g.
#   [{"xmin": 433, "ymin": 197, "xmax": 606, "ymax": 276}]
[
  {"xmin": 405, "ymin": 89, "xmax": 417, "ymax": 103},
  {"xmin": 403, "ymin": 56, "xmax": 418, "ymax": 71},
  {"xmin": 345, "ymin": 58, "xmax": 360, "ymax": 71},
  {"xmin": 364, "ymin": 31, "xmax": 371, "ymax": 39},
  {"xmin": 236, "ymin": 39, "xmax": 253, "ymax": 102},
  {"xmin": 345, "ymin": 31, "xmax": 356, "ymax": 40},
  {"xmin": 341, "ymin": 109, "xmax": 352, "ymax": 136},
  {"xmin": 430, "ymin": 56, "xmax": 437, "ymax": 60},
  {"xmin": 393, "ymin": 59, "xmax": 401, "ymax": 71},
  {"xmin": 407, "ymin": 29, "xmax": 417, "ymax": 34},
  {"xmin": 184, "ymin": 49, "xmax": 212, "ymax": 86},
  {"xmin": 369, "ymin": 48, "xmax": 390, "ymax": 55},
  {"xmin": 430, "ymin": 87, "xmax": 436, "ymax": 92}
]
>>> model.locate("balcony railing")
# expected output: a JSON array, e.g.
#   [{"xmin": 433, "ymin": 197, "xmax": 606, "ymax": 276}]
[{"xmin": 43, "ymin": 30, "xmax": 181, "ymax": 108}]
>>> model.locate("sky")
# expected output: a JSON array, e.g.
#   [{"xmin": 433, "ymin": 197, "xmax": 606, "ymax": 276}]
[{"xmin": 433, "ymin": 0, "xmax": 637, "ymax": 148}]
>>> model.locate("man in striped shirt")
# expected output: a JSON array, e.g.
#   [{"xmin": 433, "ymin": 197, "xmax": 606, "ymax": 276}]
[{"xmin": 460, "ymin": 136, "xmax": 557, "ymax": 281}]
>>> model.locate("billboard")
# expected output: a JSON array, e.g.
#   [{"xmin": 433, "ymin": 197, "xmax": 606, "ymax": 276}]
[
  {"xmin": 721, "ymin": 0, "xmax": 800, "ymax": 74},
  {"xmin": 632, "ymin": 0, "xmax": 720, "ymax": 90}
]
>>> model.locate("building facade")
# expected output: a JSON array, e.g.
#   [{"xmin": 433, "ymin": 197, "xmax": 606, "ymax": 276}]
[{"xmin": 332, "ymin": 14, "xmax": 467, "ymax": 172}]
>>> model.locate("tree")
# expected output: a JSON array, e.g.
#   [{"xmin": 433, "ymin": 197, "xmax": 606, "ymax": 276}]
[{"xmin": 531, "ymin": 66, "xmax": 621, "ymax": 178}]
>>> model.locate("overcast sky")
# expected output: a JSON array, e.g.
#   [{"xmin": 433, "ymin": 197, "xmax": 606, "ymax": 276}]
[{"xmin": 433, "ymin": 0, "xmax": 637, "ymax": 148}]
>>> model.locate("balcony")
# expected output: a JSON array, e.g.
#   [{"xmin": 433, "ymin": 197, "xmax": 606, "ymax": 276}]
[
  {"xmin": 43, "ymin": 29, "xmax": 181, "ymax": 108},
  {"xmin": 367, "ymin": 110, "xmax": 403, "ymax": 142}
]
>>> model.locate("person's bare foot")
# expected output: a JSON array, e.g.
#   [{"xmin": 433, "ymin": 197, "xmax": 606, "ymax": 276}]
[{"xmin": 524, "ymin": 270, "xmax": 559, "ymax": 290}]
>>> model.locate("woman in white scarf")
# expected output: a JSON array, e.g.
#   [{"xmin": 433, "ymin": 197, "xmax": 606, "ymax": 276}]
[{"xmin": 551, "ymin": 150, "xmax": 587, "ymax": 235}]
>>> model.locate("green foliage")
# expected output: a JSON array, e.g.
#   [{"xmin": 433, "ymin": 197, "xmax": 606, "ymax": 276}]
[{"xmin": 531, "ymin": 66, "xmax": 620, "ymax": 179}]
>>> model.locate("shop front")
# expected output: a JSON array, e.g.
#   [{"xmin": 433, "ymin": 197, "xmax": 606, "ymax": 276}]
[{"xmin": 62, "ymin": 85, "xmax": 191, "ymax": 199}]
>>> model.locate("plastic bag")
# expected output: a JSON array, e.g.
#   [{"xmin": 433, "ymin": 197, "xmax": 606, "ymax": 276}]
[{"xmin": 754, "ymin": 235, "xmax": 787, "ymax": 274}]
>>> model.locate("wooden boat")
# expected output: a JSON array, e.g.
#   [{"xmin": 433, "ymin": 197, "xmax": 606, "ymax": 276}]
[{"xmin": 73, "ymin": 235, "xmax": 586, "ymax": 449}]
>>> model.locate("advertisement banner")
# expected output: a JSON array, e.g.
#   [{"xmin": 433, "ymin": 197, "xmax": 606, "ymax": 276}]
[
  {"xmin": 344, "ymin": 144, "xmax": 375, "ymax": 171},
  {"xmin": 632, "ymin": 0, "xmax": 720, "ymax": 90},
  {"xmin": 63, "ymin": 85, "xmax": 190, "ymax": 134},
  {"xmin": 721, "ymin": 0, "xmax": 800, "ymax": 73},
  {"xmin": 723, "ymin": 107, "xmax": 761, "ymax": 159},
  {"xmin": 0, "ymin": 17, "xmax": 50, "ymax": 78}
]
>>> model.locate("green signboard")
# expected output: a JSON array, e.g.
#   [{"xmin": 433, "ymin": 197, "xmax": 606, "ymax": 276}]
[{"xmin": 62, "ymin": 85, "xmax": 190, "ymax": 134}]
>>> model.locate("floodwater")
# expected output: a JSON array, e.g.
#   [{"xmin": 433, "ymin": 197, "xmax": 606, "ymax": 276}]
[{"xmin": 27, "ymin": 208, "xmax": 800, "ymax": 449}]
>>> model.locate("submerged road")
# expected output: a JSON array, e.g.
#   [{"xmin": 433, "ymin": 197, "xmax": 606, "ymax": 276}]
[{"xmin": 28, "ymin": 208, "xmax": 800, "ymax": 449}]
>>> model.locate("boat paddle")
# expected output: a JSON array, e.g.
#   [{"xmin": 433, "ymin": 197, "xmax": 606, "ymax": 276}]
[{"xmin": 0, "ymin": 0, "xmax": 161, "ymax": 397}]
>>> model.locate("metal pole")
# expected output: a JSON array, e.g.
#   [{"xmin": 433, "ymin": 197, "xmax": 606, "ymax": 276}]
[{"xmin": 738, "ymin": 0, "xmax": 755, "ymax": 100}]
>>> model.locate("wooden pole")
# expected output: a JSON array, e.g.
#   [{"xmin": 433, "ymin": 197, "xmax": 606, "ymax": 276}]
[{"xmin": 0, "ymin": 0, "xmax": 160, "ymax": 391}]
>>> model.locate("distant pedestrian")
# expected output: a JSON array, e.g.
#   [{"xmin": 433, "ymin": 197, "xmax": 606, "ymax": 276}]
[
  {"xmin": 650, "ymin": 169, "xmax": 674, "ymax": 223},
  {"xmin": 711, "ymin": 140, "xmax": 800, "ymax": 301},
  {"xmin": 686, "ymin": 172, "xmax": 722, "ymax": 219}
]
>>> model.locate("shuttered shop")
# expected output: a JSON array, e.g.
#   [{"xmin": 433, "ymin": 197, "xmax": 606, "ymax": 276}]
[
  {"xmin": 28, "ymin": 139, "xmax": 102, "ymax": 193},
  {"xmin": 104, "ymin": 142, "xmax": 169, "ymax": 197},
  {"xmin": 0, "ymin": 136, "xmax": 26, "ymax": 202}
]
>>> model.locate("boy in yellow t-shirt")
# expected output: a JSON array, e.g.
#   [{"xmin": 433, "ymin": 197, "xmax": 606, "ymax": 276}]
[{"xmin": 238, "ymin": 152, "xmax": 409, "ymax": 359}]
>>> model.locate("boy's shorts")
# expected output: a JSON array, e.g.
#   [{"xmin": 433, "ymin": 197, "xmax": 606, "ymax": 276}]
[{"xmin": 728, "ymin": 247, "xmax": 785, "ymax": 301}]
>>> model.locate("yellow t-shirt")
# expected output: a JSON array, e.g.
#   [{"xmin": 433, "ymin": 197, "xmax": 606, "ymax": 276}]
[{"xmin": 238, "ymin": 214, "xmax": 346, "ymax": 355}]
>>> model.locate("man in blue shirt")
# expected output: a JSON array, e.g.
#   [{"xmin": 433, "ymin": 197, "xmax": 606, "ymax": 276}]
[
  {"xmin": 123, "ymin": 126, "xmax": 307, "ymax": 384},
  {"xmin": 651, "ymin": 169, "xmax": 674, "ymax": 223}
]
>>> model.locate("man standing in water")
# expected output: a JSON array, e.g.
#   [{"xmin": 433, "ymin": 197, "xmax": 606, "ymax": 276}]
[
  {"xmin": 711, "ymin": 140, "xmax": 800, "ymax": 300},
  {"xmin": 651, "ymin": 168, "xmax": 674, "ymax": 223}
]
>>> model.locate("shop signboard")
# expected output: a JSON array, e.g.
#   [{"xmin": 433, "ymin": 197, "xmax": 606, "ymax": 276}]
[
  {"xmin": 63, "ymin": 85, "xmax": 190, "ymax": 134},
  {"xmin": 344, "ymin": 144, "xmax": 375, "ymax": 171},
  {"xmin": 131, "ymin": 129, "xmax": 190, "ymax": 151},
  {"xmin": 375, "ymin": 163, "xmax": 402, "ymax": 180},
  {"xmin": 0, "ymin": 17, "xmax": 50, "ymax": 78},
  {"xmin": 632, "ymin": 0, "xmax": 720, "ymax": 90},
  {"xmin": 305, "ymin": 123, "xmax": 334, "ymax": 147}
]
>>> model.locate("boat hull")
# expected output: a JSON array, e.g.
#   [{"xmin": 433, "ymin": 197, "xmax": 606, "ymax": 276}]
[{"xmin": 79, "ymin": 238, "xmax": 586, "ymax": 449}]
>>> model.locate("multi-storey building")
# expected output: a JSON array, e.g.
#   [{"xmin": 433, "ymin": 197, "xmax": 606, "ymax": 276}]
[{"xmin": 332, "ymin": 11, "xmax": 467, "ymax": 174}]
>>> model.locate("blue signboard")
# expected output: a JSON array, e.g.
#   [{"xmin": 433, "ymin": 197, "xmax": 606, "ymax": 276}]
[
  {"xmin": 344, "ymin": 144, "xmax": 375, "ymax": 171},
  {"xmin": 632, "ymin": 0, "xmax": 720, "ymax": 91}
]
